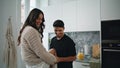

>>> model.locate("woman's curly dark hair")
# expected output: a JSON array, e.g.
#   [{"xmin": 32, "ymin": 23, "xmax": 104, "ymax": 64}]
[{"xmin": 18, "ymin": 8, "xmax": 45, "ymax": 45}]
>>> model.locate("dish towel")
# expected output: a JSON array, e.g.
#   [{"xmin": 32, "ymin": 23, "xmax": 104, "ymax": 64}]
[{"xmin": 3, "ymin": 17, "xmax": 17, "ymax": 68}]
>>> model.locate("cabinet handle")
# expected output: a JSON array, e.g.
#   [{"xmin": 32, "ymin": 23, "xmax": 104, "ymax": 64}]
[
  {"xmin": 103, "ymin": 49, "xmax": 120, "ymax": 52},
  {"xmin": 82, "ymin": 63, "xmax": 90, "ymax": 67}
]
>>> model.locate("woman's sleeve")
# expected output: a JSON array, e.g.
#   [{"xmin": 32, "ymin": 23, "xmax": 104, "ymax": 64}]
[{"xmin": 24, "ymin": 28, "xmax": 57, "ymax": 65}]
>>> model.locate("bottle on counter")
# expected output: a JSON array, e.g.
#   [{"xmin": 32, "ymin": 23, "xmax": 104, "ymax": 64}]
[{"xmin": 84, "ymin": 43, "xmax": 91, "ymax": 61}]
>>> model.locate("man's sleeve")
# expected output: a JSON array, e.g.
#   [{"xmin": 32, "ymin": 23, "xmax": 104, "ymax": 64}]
[
  {"xmin": 69, "ymin": 40, "xmax": 76, "ymax": 56},
  {"xmin": 49, "ymin": 39, "xmax": 54, "ymax": 49}
]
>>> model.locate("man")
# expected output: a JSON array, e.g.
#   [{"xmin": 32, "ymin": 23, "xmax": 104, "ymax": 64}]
[{"xmin": 49, "ymin": 20, "xmax": 76, "ymax": 68}]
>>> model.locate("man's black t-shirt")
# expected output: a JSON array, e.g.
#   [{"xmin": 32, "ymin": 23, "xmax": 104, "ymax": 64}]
[{"xmin": 50, "ymin": 34, "xmax": 76, "ymax": 68}]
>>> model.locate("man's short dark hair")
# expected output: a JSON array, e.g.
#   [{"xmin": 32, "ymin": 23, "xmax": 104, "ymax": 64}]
[{"xmin": 53, "ymin": 20, "xmax": 64, "ymax": 27}]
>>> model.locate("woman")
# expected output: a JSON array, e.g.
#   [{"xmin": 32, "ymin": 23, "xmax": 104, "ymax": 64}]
[{"xmin": 18, "ymin": 8, "xmax": 57, "ymax": 68}]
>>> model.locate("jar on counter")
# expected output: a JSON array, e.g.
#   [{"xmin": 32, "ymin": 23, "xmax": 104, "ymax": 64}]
[{"xmin": 77, "ymin": 47, "xmax": 84, "ymax": 60}]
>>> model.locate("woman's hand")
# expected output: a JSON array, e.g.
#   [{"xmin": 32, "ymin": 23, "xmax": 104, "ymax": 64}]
[
  {"xmin": 49, "ymin": 48, "xmax": 57, "ymax": 56},
  {"xmin": 49, "ymin": 49, "xmax": 60, "ymax": 63}
]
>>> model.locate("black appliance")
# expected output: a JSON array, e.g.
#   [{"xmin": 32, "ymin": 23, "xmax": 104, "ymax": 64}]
[{"xmin": 101, "ymin": 20, "xmax": 120, "ymax": 68}]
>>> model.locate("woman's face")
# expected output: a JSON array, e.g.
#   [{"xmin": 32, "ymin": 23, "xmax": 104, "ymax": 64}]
[{"xmin": 36, "ymin": 13, "xmax": 43, "ymax": 28}]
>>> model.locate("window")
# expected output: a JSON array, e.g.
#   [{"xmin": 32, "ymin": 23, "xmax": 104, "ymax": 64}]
[
  {"xmin": 21, "ymin": 0, "xmax": 36, "ymax": 24},
  {"xmin": 21, "ymin": 0, "xmax": 25, "ymax": 24},
  {"xmin": 30, "ymin": 0, "xmax": 36, "ymax": 11}
]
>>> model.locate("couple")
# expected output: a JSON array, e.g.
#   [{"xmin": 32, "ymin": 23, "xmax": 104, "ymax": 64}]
[{"xmin": 18, "ymin": 8, "xmax": 76, "ymax": 68}]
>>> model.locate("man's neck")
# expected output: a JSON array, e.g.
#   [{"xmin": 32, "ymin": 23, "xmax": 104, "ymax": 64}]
[{"xmin": 57, "ymin": 34, "xmax": 64, "ymax": 40}]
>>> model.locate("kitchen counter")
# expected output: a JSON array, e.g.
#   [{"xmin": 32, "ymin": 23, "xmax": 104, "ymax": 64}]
[{"xmin": 73, "ymin": 58, "xmax": 101, "ymax": 68}]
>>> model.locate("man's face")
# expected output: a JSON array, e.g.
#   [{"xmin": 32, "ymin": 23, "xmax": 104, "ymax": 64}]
[{"xmin": 54, "ymin": 27, "xmax": 64, "ymax": 38}]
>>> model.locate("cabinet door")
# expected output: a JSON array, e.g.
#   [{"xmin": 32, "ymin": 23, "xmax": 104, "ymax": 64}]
[{"xmin": 73, "ymin": 61, "xmax": 90, "ymax": 68}]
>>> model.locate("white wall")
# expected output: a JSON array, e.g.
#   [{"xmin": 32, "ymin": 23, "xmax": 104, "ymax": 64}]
[
  {"xmin": 0, "ymin": 0, "xmax": 25, "ymax": 68},
  {"xmin": 101, "ymin": 0, "xmax": 120, "ymax": 20},
  {"xmin": 48, "ymin": 0, "xmax": 76, "ymax": 6},
  {"xmin": 39, "ymin": 0, "xmax": 49, "ymax": 8},
  {"xmin": 0, "ymin": 1, "xmax": 5, "ymax": 68}
]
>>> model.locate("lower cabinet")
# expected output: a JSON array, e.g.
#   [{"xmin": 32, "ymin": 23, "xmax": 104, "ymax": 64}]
[
  {"xmin": 73, "ymin": 61, "xmax": 90, "ymax": 68},
  {"xmin": 73, "ymin": 61, "xmax": 101, "ymax": 68}
]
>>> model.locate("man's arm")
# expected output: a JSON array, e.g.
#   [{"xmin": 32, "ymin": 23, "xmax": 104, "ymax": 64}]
[
  {"xmin": 49, "ymin": 48, "xmax": 76, "ymax": 62},
  {"xmin": 58, "ymin": 56, "xmax": 76, "ymax": 62}
]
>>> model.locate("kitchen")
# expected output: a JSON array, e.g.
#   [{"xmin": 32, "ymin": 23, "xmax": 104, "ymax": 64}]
[{"xmin": 0, "ymin": 0, "xmax": 120, "ymax": 68}]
